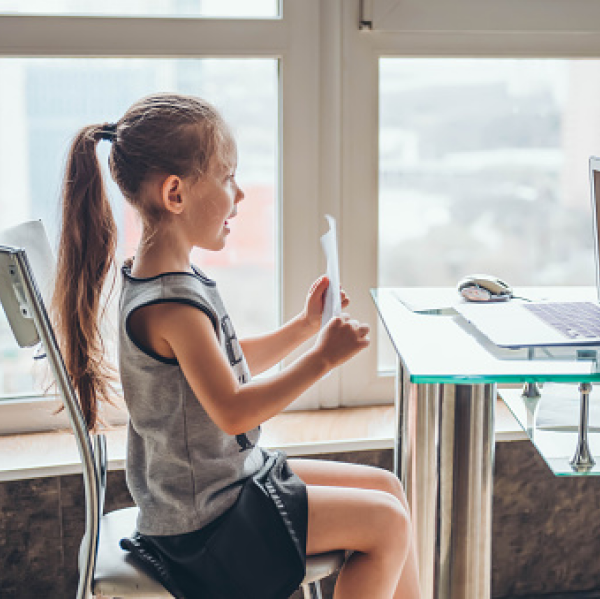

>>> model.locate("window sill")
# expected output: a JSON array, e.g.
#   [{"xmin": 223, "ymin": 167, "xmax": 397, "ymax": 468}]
[{"xmin": 0, "ymin": 400, "xmax": 524, "ymax": 482}]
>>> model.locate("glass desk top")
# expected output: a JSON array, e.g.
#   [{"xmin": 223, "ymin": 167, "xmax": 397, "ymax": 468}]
[{"xmin": 371, "ymin": 287, "xmax": 600, "ymax": 385}]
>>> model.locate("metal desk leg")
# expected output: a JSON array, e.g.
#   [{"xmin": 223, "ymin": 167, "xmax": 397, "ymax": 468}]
[
  {"xmin": 440, "ymin": 383, "xmax": 496, "ymax": 599},
  {"xmin": 570, "ymin": 382, "xmax": 595, "ymax": 472},
  {"xmin": 396, "ymin": 366, "xmax": 496, "ymax": 599},
  {"xmin": 394, "ymin": 357, "xmax": 407, "ymax": 479},
  {"xmin": 400, "ymin": 375, "xmax": 440, "ymax": 599}
]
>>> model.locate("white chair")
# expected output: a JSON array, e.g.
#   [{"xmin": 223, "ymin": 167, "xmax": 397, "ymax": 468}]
[{"xmin": 0, "ymin": 226, "xmax": 344, "ymax": 599}]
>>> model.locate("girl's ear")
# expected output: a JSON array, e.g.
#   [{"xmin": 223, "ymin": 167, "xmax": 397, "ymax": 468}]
[{"xmin": 160, "ymin": 175, "xmax": 184, "ymax": 214}]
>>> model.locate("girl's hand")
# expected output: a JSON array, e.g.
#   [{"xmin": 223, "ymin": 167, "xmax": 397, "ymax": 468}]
[
  {"xmin": 312, "ymin": 313, "xmax": 370, "ymax": 370},
  {"xmin": 303, "ymin": 275, "xmax": 350, "ymax": 333}
]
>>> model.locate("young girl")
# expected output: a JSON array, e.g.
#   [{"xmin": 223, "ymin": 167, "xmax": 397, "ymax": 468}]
[{"xmin": 52, "ymin": 93, "xmax": 421, "ymax": 599}]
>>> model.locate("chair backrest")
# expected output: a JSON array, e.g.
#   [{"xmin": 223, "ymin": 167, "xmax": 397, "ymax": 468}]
[
  {"xmin": 0, "ymin": 220, "xmax": 54, "ymax": 347},
  {"xmin": 0, "ymin": 221, "xmax": 104, "ymax": 599}
]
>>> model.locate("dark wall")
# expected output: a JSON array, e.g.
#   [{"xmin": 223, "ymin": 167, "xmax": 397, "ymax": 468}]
[
  {"xmin": 2, "ymin": 444, "xmax": 600, "ymax": 599},
  {"xmin": 492, "ymin": 441, "xmax": 600, "ymax": 597}
]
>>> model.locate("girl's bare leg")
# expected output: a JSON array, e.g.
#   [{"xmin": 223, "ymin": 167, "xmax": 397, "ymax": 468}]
[
  {"xmin": 302, "ymin": 484, "xmax": 410, "ymax": 599},
  {"xmin": 290, "ymin": 459, "xmax": 421, "ymax": 599}
]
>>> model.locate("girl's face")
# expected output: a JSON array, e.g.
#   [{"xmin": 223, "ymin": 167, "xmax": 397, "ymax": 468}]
[{"xmin": 185, "ymin": 147, "xmax": 244, "ymax": 251}]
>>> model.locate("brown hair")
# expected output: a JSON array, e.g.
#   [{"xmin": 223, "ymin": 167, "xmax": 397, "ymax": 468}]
[{"xmin": 52, "ymin": 93, "xmax": 232, "ymax": 430}]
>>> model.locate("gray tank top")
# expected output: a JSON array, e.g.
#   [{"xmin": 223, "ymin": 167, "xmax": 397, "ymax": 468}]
[{"xmin": 118, "ymin": 264, "xmax": 265, "ymax": 536}]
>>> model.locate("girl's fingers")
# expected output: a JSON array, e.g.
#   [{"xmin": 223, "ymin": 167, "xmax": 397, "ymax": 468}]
[
  {"xmin": 309, "ymin": 275, "xmax": 328, "ymax": 295},
  {"xmin": 340, "ymin": 288, "xmax": 350, "ymax": 305},
  {"xmin": 358, "ymin": 324, "xmax": 370, "ymax": 336}
]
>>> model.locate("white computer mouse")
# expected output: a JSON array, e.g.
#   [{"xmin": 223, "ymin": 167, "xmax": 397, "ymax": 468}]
[{"xmin": 457, "ymin": 274, "xmax": 513, "ymax": 302}]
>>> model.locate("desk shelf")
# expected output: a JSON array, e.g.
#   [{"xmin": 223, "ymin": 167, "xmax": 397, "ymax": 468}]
[{"xmin": 500, "ymin": 384, "xmax": 600, "ymax": 476}]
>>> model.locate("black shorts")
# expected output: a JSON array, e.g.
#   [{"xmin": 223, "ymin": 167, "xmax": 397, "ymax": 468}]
[{"xmin": 142, "ymin": 450, "xmax": 308, "ymax": 599}]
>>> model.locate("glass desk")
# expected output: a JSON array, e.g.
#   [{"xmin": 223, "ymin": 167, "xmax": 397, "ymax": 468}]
[{"xmin": 371, "ymin": 287, "xmax": 600, "ymax": 599}]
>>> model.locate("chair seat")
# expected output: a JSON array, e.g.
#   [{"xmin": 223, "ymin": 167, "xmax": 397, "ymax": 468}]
[
  {"xmin": 93, "ymin": 507, "xmax": 171, "ymax": 597},
  {"xmin": 93, "ymin": 506, "xmax": 345, "ymax": 597},
  {"xmin": 303, "ymin": 550, "xmax": 345, "ymax": 586}
]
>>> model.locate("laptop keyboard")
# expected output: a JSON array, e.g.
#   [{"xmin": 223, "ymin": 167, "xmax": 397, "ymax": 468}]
[{"xmin": 524, "ymin": 302, "xmax": 600, "ymax": 340}]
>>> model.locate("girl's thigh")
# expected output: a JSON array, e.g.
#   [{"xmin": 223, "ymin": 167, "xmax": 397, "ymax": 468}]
[
  {"xmin": 304, "ymin": 484, "xmax": 410, "ymax": 556},
  {"xmin": 289, "ymin": 458, "xmax": 407, "ymax": 507}
]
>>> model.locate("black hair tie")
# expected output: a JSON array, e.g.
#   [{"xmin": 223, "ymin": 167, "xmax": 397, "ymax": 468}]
[{"xmin": 99, "ymin": 122, "xmax": 117, "ymax": 142}]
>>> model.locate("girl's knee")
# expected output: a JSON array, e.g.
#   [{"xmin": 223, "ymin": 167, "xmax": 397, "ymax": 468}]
[
  {"xmin": 389, "ymin": 497, "xmax": 411, "ymax": 542},
  {"xmin": 370, "ymin": 493, "xmax": 412, "ymax": 558},
  {"xmin": 375, "ymin": 468, "xmax": 409, "ymax": 509}
]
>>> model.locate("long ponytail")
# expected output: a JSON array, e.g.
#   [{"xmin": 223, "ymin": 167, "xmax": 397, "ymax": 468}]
[
  {"xmin": 52, "ymin": 124, "xmax": 118, "ymax": 431},
  {"xmin": 52, "ymin": 94, "xmax": 234, "ymax": 430}
]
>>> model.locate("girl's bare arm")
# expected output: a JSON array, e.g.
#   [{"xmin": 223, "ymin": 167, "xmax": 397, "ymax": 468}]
[
  {"xmin": 240, "ymin": 276, "xmax": 350, "ymax": 375},
  {"xmin": 239, "ymin": 314, "xmax": 317, "ymax": 376},
  {"xmin": 153, "ymin": 301, "xmax": 369, "ymax": 435}
]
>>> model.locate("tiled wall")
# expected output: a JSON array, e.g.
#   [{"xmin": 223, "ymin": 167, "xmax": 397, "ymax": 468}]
[
  {"xmin": 2, "ymin": 444, "xmax": 600, "ymax": 598},
  {"xmin": 0, "ymin": 470, "xmax": 133, "ymax": 598}
]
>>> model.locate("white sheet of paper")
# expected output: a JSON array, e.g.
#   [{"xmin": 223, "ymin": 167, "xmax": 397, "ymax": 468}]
[{"xmin": 320, "ymin": 214, "xmax": 342, "ymax": 329}]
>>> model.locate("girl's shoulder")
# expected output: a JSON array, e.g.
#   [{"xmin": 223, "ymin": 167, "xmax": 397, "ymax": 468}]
[
  {"xmin": 120, "ymin": 261, "xmax": 216, "ymax": 287},
  {"xmin": 119, "ymin": 261, "xmax": 221, "ymax": 322}
]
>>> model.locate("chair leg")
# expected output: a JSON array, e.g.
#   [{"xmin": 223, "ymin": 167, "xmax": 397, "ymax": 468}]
[{"xmin": 302, "ymin": 580, "xmax": 323, "ymax": 599}]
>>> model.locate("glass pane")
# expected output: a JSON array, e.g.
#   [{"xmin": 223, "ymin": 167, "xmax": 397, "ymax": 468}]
[
  {"xmin": 0, "ymin": 0, "xmax": 279, "ymax": 18},
  {"xmin": 379, "ymin": 58, "xmax": 600, "ymax": 370},
  {"xmin": 0, "ymin": 57, "xmax": 278, "ymax": 398}
]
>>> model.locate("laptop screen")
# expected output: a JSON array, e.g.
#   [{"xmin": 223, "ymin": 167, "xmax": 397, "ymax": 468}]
[{"xmin": 590, "ymin": 157, "xmax": 600, "ymax": 301}]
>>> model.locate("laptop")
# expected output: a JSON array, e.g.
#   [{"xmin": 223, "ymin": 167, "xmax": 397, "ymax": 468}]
[{"xmin": 454, "ymin": 156, "xmax": 600, "ymax": 348}]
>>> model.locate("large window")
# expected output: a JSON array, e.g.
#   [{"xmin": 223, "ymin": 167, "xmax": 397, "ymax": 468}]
[
  {"xmin": 0, "ymin": 2, "xmax": 324, "ymax": 433},
  {"xmin": 5, "ymin": 0, "xmax": 600, "ymax": 432},
  {"xmin": 338, "ymin": 0, "xmax": 600, "ymax": 402}
]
